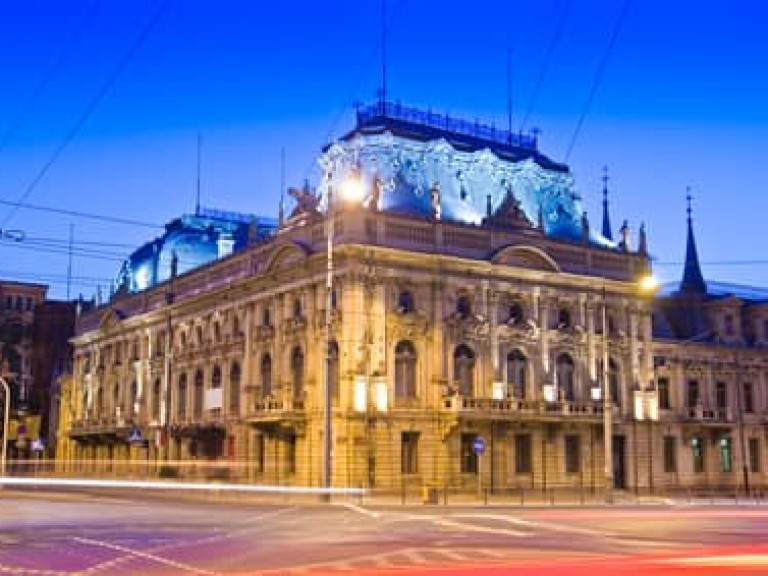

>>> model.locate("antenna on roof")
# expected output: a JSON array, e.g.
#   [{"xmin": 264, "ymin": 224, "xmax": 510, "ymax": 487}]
[
  {"xmin": 506, "ymin": 47, "xmax": 513, "ymax": 143},
  {"xmin": 380, "ymin": 0, "xmax": 387, "ymax": 104},
  {"xmin": 195, "ymin": 132, "xmax": 202, "ymax": 216},
  {"xmin": 279, "ymin": 148, "xmax": 285, "ymax": 226}
]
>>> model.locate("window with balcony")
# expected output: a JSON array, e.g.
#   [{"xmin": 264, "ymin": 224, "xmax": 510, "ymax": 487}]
[
  {"xmin": 261, "ymin": 354, "xmax": 272, "ymax": 397},
  {"xmin": 229, "ymin": 363, "xmax": 241, "ymax": 415},
  {"xmin": 506, "ymin": 350, "xmax": 526, "ymax": 399},
  {"xmin": 112, "ymin": 383, "xmax": 120, "ymax": 411},
  {"xmin": 556, "ymin": 307, "xmax": 571, "ymax": 329},
  {"xmin": 397, "ymin": 290, "xmax": 415, "ymax": 314},
  {"xmin": 657, "ymin": 377, "xmax": 670, "ymax": 409},
  {"xmin": 565, "ymin": 435, "xmax": 581, "ymax": 474},
  {"xmin": 291, "ymin": 346, "xmax": 304, "ymax": 399},
  {"xmin": 211, "ymin": 365, "xmax": 222, "ymax": 389},
  {"xmin": 453, "ymin": 344, "xmax": 475, "ymax": 396},
  {"xmin": 514, "ymin": 434, "xmax": 532, "ymax": 474},
  {"xmin": 687, "ymin": 380, "xmax": 699, "ymax": 408},
  {"xmin": 401, "ymin": 431, "xmax": 419, "ymax": 474},
  {"xmin": 715, "ymin": 381, "xmax": 728, "ymax": 411},
  {"xmin": 456, "ymin": 295, "xmax": 472, "ymax": 319},
  {"xmin": 193, "ymin": 370, "xmax": 204, "ymax": 418},
  {"xmin": 460, "ymin": 433, "xmax": 479, "ymax": 474},
  {"xmin": 152, "ymin": 378, "xmax": 161, "ymax": 421},
  {"xmin": 506, "ymin": 302, "xmax": 524, "ymax": 326},
  {"xmin": 663, "ymin": 436, "xmax": 677, "ymax": 473},
  {"xmin": 394, "ymin": 340, "xmax": 417, "ymax": 399},
  {"xmin": 177, "ymin": 374, "xmax": 187, "ymax": 419},
  {"xmin": 743, "ymin": 382, "xmax": 754, "ymax": 413},
  {"xmin": 556, "ymin": 354, "xmax": 574, "ymax": 401},
  {"xmin": 292, "ymin": 297, "xmax": 302, "ymax": 319},
  {"xmin": 213, "ymin": 322, "xmax": 221, "ymax": 343}
]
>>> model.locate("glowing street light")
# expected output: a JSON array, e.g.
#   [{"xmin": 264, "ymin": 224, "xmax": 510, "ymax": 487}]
[{"xmin": 324, "ymin": 167, "xmax": 366, "ymax": 499}]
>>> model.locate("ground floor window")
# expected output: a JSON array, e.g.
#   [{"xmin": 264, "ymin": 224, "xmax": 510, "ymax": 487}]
[
  {"xmin": 286, "ymin": 434, "xmax": 297, "ymax": 475},
  {"xmin": 719, "ymin": 437, "xmax": 732, "ymax": 473},
  {"xmin": 514, "ymin": 434, "xmax": 532, "ymax": 474},
  {"xmin": 460, "ymin": 433, "xmax": 478, "ymax": 474},
  {"xmin": 401, "ymin": 431, "xmax": 419, "ymax": 475},
  {"xmin": 564, "ymin": 434, "xmax": 580, "ymax": 474},
  {"xmin": 663, "ymin": 435, "xmax": 677, "ymax": 473},
  {"xmin": 691, "ymin": 436, "xmax": 705, "ymax": 474},
  {"xmin": 254, "ymin": 434, "xmax": 265, "ymax": 473},
  {"xmin": 749, "ymin": 438, "xmax": 761, "ymax": 473}
]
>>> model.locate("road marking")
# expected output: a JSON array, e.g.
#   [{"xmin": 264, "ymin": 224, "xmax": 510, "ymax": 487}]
[
  {"xmin": 74, "ymin": 536, "xmax": 218, "ymax": 575},
  {"xmin": 435, "ymin": 517, "xmax": 529, "ymax": 537},
  {"xmin": 338, "ymin": 502, "xmax": 380, "ymax": 518},
  {"xmin": 664, "ymin": 554, "xmax": 768, "ymax": 566}
]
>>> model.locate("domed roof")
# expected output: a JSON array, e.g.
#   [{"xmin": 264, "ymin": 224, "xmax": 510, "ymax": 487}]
[{"xmin": 114, "ymin": 207, "xmax": 277, "ymax": 295}]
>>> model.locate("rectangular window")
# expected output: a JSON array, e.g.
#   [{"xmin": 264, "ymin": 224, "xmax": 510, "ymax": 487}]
[
  {"xmin": 401, "ymin": 431, "xmax": 419, "ymax": 475},
  {"xmin": 564, "ymin": 434, "xmax": 581, "ymax": 474},
  {"xmin": 687, "ymin": 380, "xmax": 699, "ymax": 408},
  {"xmin": 719, "ymin": 437, "xmax": 732, "ymax": 473},
  {"xmin": 692, "ymin": 436, "xmax": 705, "ymax": 474},
  {"xmin": 255, "ymin": 434, "xmax": 265, "ymax": 473},
  {"xmin": 286, "ymin": 434, "xmax": 297, "ymax": 475},
  {"xmin": 460, "ymin": 433, "xmax": 478, "ymax": 474},
  {"xmin": 749, "ymin": 438, "xmax": 760, "ymax": 473},
  {"xmin": 514, "ymin": 434, "xmax": 532, "ymax": 474},
  {"xmin": 4, "ymin": 296, "xmax": 10, "ymax": 309},
  {"xmin": 715, "ymin": 382, "xmax": 728, "ymax": 410},
  {"xmin": 744, "ymin": 383, "xmax": 755, "ymax": 413},
  {"xmin": 657, "ymin": 378, "xmax": 670, "ymax": 410},
  {"xmin": 663, "ymin": 436, "xmax": 677, "ymax": 473}
]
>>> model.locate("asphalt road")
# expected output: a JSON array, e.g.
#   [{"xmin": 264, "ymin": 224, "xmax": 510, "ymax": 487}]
[{"xmin": 1, "ymin": 490, "xmax": 768, "ymax": 575}]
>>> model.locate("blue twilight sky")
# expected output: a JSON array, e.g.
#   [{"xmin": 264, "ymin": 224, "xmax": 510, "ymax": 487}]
[{"xmin": 0, "ymin": 0, "xmax": 767, "ymax": 300}]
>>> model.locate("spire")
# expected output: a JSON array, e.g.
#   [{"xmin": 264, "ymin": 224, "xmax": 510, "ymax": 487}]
[
  {"xmin": 680, "ymin": 188, "xmax": 706, "ymax": 294},
  {"xmin": 601, "ymin": 166, "xmax": 613, "ymax": 241}
]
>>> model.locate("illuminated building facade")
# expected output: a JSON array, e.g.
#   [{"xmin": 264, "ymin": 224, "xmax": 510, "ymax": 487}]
[{"xmin": 59, "ymin": 102, "xmax": 768, "ymax": 495}]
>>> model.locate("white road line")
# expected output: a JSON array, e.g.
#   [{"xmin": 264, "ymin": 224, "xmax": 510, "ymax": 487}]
[
  {"xmin": 74, "ymin": 536, "xmax": 218, "ymax": 575},
  {"xmin": 664, "ymin": 554, "xmax": 768, "ymax": 566},
  {"xmin": 435, "ymin": 517, "xmax": 529, "ymax": 537},
  {"xmin": 338, "ymin": 502, "xmax": 380, "ymax": 518}
]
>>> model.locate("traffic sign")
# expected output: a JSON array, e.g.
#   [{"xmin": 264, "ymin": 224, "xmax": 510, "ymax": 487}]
[
  {"xmin": 128, "ymin": 427, "xmax": 143, "ymax": 443},
  {"xmin": 473, "ymin": 436, "xmax": 486, "ymax": 455},
  {"xmin": 31, "ymin": 438, "xmax": 44, "ymax": 452}
]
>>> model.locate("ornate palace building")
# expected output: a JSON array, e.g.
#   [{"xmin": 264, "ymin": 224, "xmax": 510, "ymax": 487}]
[{"xmin": 58, "ymin": 102, "xmax": 768, "ymax": 495}]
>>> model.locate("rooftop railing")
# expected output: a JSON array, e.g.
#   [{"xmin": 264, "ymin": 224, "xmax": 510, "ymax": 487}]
[{"xmin": 357, "ymin": 100, "xmax": 538, "ymax": 151}]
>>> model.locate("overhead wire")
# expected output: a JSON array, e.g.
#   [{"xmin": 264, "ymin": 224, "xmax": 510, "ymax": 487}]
[
  {"xmin": 563, "ymin": 0, "xmax": 632, "ymax": 163},
  {"xmin": 0, "ymin": 198, "xmax": 163, "ymax": 229},
  {"xmin": 519, "ymin": 0, "xmax": 572, "ymax": 134},
  {"xmin": 1, "ymin": 0, "xmax": 172, "ymax": 228}
]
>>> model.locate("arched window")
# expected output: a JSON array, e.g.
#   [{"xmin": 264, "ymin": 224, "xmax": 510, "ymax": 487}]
[
  {"xmin": 229, "ymin": 363, "xmax": 241, "ymax": 415},
  {"xmin": 395, "ymin": 340, "xmax": 417, "ymax": 399},
  {"xmin": 397, "ymin": 291, "xmax": 415, "ymax": 314},
  {"xmin": 261, "ymin": 354, "xmax": 272, "ymax": 397},
  {"xmin": 193, "ymin": 369, "xmax": 204, "ymax": 418},
  {"xmin": 112, "ymin": 383, "xmax": 120, "ymax": 410},
  {"xmin": 507, "ymin": 302, "xmax": 524, "ymax": 326},
  {"xmin": 211, "ymin": 365, "xmax": 222, "ymax": 389},
  {"xmin": 556, "ymin": 353, "xmax": 575, "ymax": 401},
  {"xmin": 328, "ymin": 341, "xmax": 340, "ymax": 400},
  {"xmin": 609, "ymin": 358, "xmax": 620, "ymax": 407},
  {"xmin": 152, "ymin": 378, "xmax": 161, "ymax": 420},
  {"xmin": 454, "ymin": 344, "xmax": 475, "ymax": 396},
  {"xmin": 291, "ymin": 346, "xmax": 304, "ymax": 398},
  {"xmin": 293, "ymin": 298, "xmax": 302, "ymax": 318},
  {"xmin": 129, "ymin": 380, "xmax": 138, "ymax": 416},
  {"xmin": 457, "ymin": 296, "xmax": 472, "ymax": 318},
  {"xmin": 177, "ymin": 374, "xmax": 187, "ymax": 419},
  {"xmin": 506, "ymin": 350, "xmax": 527, "ymax": 399}
]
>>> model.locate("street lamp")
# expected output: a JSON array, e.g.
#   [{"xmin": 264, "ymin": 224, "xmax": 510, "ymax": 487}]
[
  {"xmin": 0, "ymin": 376, "xmax": 10, "ymax": 477},
  {"xmin": 324, "ymin": 167, "xmax": 365, "ymax": 499}
]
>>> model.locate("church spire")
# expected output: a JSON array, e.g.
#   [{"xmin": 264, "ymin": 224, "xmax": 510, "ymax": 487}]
[
  {"xmin": 601, "ymin": 166, "xmax": 613, "ymax": 241},
  {"xmin": 680, "ymin": 188, "xmax": 706, "ymax": 294}
]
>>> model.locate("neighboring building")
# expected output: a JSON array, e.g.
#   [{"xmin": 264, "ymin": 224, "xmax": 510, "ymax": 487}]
[{"xmin": 60, "ymin": 101, "xmax": 768, "ymax": 495}]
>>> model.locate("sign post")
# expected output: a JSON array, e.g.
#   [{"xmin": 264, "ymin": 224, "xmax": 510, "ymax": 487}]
[{"xmin": 473, "ymin": 436, "xmax": 486, "ymax": 497}]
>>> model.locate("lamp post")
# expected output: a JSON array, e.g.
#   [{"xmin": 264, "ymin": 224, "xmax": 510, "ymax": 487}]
[
  {"xmin": 0, "ymin": 376, "xmax": 9, "ymax": 477},
  {"xmin": 324, "ymin": 168, "xmax": 364, "ymax": 499},
  {"xmin": 601, "ymin": 288, "xmax": 613, "ymax": 504},
  {"xmin": 734, "ymin": 352, "xmax": 750, "ymax": 495}
]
